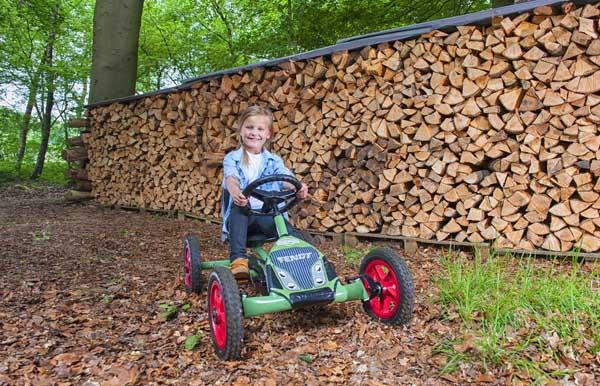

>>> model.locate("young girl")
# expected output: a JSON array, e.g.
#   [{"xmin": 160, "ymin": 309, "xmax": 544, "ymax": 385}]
[{"xmin": 222, "ymin": 105, "xmax": 308, "ymax": 279}]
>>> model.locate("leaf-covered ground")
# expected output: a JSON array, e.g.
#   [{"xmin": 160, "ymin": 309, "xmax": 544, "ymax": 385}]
[{"xmin": 0, "ymin": 185, "xmax": 597, "ymax": 385}]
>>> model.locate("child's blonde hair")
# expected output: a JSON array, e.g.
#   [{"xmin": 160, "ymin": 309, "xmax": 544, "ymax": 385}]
[{"xmin": 237, "ymin": 105, "xmax": 274, "ymax": 165}]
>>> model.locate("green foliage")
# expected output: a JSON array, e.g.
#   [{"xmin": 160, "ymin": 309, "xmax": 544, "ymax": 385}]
[
  {"xmin": 0, "ymin": 0, "xmax": 92, "ymax": 181},
  {"xmin": 0, "ymin": 0, "xmax": 92, "ymax": 108},
  {"xmin": 0, "ymin": 107, "xmax": 71, "ymax": 186},
  {"xmin": 239, "ymin": 0, "xmax": 490, "ymax": 60},
  {"xmin": 0, "ymin": 108, "xmax": 33, "ymax": 160},
  {"xmin": 135, "ymin": 0, "xmax": 491, "ymax": 91},
  {"xmin": 0, "ymin": 160, "xmax": 68, "ymax": 186},
  {"xmin": 159, "ymin": 303, "xmax": 179, "ymax": 321},
  {"xmin": 184, "ymin": 332, "xmax": 202, "ymax": 350},
  {"xmin": 298, "ymin": 353, "xmax": 314, "ymax": 363},
  {"xmin": 340, "ymin": 244, "xmax": 378, "ymax": 264},
  {"xmin": 432, "ymin": 338, "xmax": 470, "ymax": 374},
  {"xmin": 434, "ymin": 251, "xmax": 600, "ymax": 381},
  {"xmin": 340, "ymin": 245, "xmax": 363, "ymax": 263},
  {"xmin": 32, "ymin": 224, "xmax": 51, "ymax": 241}
]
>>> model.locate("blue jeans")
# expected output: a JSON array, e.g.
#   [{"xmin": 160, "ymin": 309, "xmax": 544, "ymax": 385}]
[{"xmin": 227, "ymin": 204, "xmax": 298, "ymax": 261}]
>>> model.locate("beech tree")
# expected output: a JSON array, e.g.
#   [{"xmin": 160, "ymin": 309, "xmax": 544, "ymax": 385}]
[
  {"xmin": 89, "ymin": 0, "xmax": 145, "ymax": 104},
  {"xmin": 31, "ymin": 3, "xmax": 60, "ymax": 179}
]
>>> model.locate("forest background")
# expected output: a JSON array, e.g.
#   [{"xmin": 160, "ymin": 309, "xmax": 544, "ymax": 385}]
[{"xmin": 0, "ymin": 0, "xmax": 500, "ymax": 184}]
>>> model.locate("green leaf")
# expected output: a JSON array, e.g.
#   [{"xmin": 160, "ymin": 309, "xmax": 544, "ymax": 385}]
[
  {"xmin": 159, "ymin": 303, "xmax": 178, "ymax": 321},
  {"xmin": 298, "ymin": 354, "xmax": 313, "ymax": 364},
  {"xmin": 184, "ymin": 333, "xmax": 202, "ymax": 350},
  {"xmin": 182, "ymin": 303, "xmax": 191, "ymax": 312}
]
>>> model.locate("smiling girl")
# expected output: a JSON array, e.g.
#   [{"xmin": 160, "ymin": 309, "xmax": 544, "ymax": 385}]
[{"xmin": 221, "ymin": 106, "xmax": 308, "ymax": 279}]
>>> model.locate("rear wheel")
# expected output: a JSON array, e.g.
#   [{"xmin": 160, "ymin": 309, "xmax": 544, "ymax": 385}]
[
  {"xmin": 208, "ymin": 266, "xmax": 244, "ymax": 360},
  {"xmin": 183, "ymin": 234, "xmax": 202, "ymax": 293},
  {"xmin": 359, "ymin": 248, "xmax": 414, "ymax": 325}
]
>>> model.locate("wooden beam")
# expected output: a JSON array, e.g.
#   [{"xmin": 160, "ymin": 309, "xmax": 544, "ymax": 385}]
[
  {"xmin": 64, "ymin": 190, "xmax": 93, "ymax": 201},
  {"xmin": 64, "ymin": 168, "xmax": 88, "ymax": 181},
  {"xmin": 67, "ymin": 136, "xmax": 84, "ymax": 147},
  {"xmin": 67, "ymin": 118, "xmax": 90, "ymax": 128},
  {"xmin": 62, "ymin": 147, "xmax": 88, "ymax": 162}
]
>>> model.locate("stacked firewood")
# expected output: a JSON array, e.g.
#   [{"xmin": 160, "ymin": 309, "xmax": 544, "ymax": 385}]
[
  {"xmin": 62, "ymin": 119, "xmax": 93, "ymax": 197},
  {"xmin": 86, "ymin": 2, "xmax": 600, "ymax": 252}
]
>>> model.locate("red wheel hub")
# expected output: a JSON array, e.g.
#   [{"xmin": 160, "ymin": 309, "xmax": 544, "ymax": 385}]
[
  {"xmin": 209, "ymin": 281, "xmax": 227, "ymax": 349},
  {"xmin": 362, "ymin": 259, "xmax": 400, "ymax": 319},
  {"xmin": 184, "ymin": 243, "xmax": 191, "ymax": 289}
]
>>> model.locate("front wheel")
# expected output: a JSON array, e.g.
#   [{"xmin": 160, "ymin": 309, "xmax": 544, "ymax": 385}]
[
  {"xmin": 359, "ymin": 248, "xmax": 414, "ymax": 325},
  {"xmin": 208, "ymin": 266, "xmax": 244, "ymax": 360}
]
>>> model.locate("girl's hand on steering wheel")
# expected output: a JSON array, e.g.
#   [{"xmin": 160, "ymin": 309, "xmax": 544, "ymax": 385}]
[
  {"xmin": 296, "ymin": 183, "xmax": 309, "ymax": 200},
  {"xmin": 233, "ymin": 191, "xmax": 248, "ymax": 207}
]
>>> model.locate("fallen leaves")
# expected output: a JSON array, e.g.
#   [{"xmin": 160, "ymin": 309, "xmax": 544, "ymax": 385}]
[
  {"xmin": 50, "ymin": 352, "xmax": 81, "ymax": 366},
  {"xmin": 100, "ymin": 365, "xmax": 139, "ymax": 386},
  {"xmin": 475, "ymin": 372, "xmax": 495, "ymax": 383},
  {"xmin": 379, "ymin": 345, "xmax": 402, "ymax": 361},
  {"xmin": 452, "ymin": 335, "xmax": 477, "ymax": 354},
  {"xmin": 322, "ymin": 340, "xmax": 338, "ymax": 351},
  {"xmin": 0, "ymin": 185, "xmax": 598, "ymax": 385}
]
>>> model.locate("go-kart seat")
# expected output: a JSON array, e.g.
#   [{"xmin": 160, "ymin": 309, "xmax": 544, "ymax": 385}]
[
  {"xmin": 247, "ymin": 234, "xmax": 278, "ymax": 248},
  {"xmin": 223, "ymin": 188, "xmax": 281, "ymax": 248}
]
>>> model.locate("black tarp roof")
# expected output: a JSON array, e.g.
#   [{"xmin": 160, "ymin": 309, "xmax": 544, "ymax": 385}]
[{"xmin": 86, "ymin": 0, "xmax": 597, "ymax": 108}]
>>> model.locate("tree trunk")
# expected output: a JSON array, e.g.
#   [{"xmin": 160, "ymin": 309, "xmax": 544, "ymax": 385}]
[
  {"xmin": 88, "ymin": 0, "xmax": 145, "ymax": 104},
  {"xmin": 15, "ymin": 81, "xmax": 37, "ymax": 171},
  {"xmin": 63, "ymin": 119, "xmax": 70, "ymax": 144},
  {"xmin": 156, "ymin": 68, "xmax": 162, "ymax": 90},
  {"xmin": 209, "ymin": 0, "xmax": 237, "ymax": 65},
  {"xmin": 31, "ymin": 10, "xmax": 58, "ymax": 180},
  {"xmin": 75, "ymin": 76, "xmax": 88, "ymax": 119},
  {"xmin": 287, "ymin": 0, "xmax": 295, "ymax": 49}
]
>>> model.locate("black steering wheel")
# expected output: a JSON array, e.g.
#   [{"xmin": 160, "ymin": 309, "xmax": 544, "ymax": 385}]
[{"xmin": 241, "ymin": 174, "xmax": 302, "ymax": 216}]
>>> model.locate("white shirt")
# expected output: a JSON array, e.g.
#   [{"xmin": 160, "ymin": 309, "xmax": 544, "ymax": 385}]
[{"xmin": 241, "ymin": 151, "xmax": 263, "ymax": 209}]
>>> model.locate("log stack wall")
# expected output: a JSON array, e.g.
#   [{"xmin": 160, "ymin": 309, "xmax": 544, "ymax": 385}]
[{"xmin": 84, "ymin": 2, "xmax": 600, "ymax": 252}]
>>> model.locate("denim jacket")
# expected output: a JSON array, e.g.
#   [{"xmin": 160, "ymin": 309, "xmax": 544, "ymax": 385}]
[{"xmin": 221, "ymin": 147, "xmax": 293, "ymax": 240}]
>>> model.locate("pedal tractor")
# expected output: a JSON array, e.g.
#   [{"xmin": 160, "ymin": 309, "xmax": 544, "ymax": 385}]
[{"xmin": 182, "ymin": 175, "xmax": 414, "ymax": 359}]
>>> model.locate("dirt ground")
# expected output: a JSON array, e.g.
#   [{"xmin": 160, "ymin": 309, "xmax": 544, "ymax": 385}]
[{"xmin": 0, "ymin": 185, "xmax": 587, "ymax": 385}]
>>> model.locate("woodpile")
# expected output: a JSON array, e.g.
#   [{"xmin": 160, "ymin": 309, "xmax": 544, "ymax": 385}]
[
  {"xmin": 63, "ymin": 125, "xmax": 92, "ymax": 200},
  {"xmin": 84, "ymin": 2, "xmax": 600, "ymax": 252}
]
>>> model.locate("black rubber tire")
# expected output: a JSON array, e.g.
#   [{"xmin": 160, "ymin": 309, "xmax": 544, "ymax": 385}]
[
  {"xmin": 359, "ymin": 247, "xmax": 414, "ymax": 325},
  {"xmin": 182, "ymin": 234, "xmax": 203, "ymax": 293},
  {"xmin": 208, "ymin": 266, "xmax": 244, "ymax": 360},
  {"xmin": 295, "ymin": 229, "xmax": 316, "ymax": 246}
]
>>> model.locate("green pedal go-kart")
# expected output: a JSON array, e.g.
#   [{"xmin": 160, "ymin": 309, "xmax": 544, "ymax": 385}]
[{"xmin": 182, "ymin": 175, "xmax": 414, "ymax": 360}]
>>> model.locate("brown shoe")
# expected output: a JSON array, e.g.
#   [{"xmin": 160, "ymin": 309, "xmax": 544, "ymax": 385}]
[{"xmin": 230, "ymin": 258, "xmax": 250, "ymax": 280}]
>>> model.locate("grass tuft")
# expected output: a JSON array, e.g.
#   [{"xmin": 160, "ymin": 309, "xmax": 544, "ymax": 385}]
[
  {"xmin": 340, "ymin": 245, "xmax": 363, "ymax": 263},
  {"xmin": 435, "ymin": 250, "xmax": 599, "ymax": 382}
]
